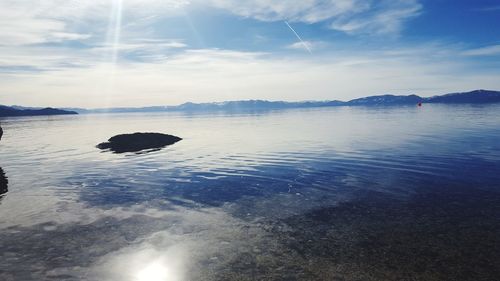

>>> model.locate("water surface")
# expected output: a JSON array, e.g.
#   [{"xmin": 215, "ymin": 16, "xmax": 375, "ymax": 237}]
[{"xmin": 1, "ymin": 105, "xmax": 500, "ymax": 280}]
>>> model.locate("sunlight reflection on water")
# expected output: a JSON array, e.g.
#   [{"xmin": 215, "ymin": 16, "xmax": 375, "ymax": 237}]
[{"xmin": 101, "ymin": 244, "xmax": 186, "ymax": 281}]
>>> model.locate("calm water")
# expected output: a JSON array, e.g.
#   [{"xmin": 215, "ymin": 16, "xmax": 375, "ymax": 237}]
[{"xmin": 1, "ymin": 105, "xmax": 500, "ymax": 281}]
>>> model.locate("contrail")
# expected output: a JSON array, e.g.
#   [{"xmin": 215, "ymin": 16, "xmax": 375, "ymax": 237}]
[{"xmin": 285, "ymin": 21, "xmax": 312, "ymax": 54}]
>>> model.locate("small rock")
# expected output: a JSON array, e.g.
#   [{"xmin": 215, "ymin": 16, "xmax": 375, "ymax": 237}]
[{"xmin": 97, "ymin": 132, "xmax": 182, "ymax": 153}]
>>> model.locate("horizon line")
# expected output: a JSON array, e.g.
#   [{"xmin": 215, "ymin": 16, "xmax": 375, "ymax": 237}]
[{"xmin": 3, "ymin": 89, "xmax": 498, "ymax": 110}]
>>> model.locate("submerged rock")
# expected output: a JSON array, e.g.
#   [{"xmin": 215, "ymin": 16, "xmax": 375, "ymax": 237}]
[
  {"xmin": 0, "ymin": 125, "xmax": 3, "ymax": 141},
  {"xmin": 97, "ymin": 132, "xmax": 182, "ymax": 153}
]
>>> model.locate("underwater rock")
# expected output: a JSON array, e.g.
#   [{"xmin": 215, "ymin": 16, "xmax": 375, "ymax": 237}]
[
  {"xmin": 0, "ymin": 125, "xmax": 3, "ymax": 141},
  {"xmin": 97, "ymin": 132, "xmax": 182, "ymax": 153}
]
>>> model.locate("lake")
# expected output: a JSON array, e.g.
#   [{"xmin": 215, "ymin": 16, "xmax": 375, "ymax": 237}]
[{"xmin": 1, "ymin": 105, "xmax": 500, "ymax": 281}]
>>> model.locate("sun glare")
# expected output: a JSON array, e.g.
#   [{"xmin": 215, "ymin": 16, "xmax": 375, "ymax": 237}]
[{"xmin": 135, "ymin": 261, "xmax": 171, "ymax": 281}]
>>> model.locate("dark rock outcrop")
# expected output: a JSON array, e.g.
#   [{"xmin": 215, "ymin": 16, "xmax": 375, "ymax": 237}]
[
  {"xmin": 0, "ymin": 167, "xmax": 7, "ymax": 197},
  {"xmin": 0, "ymin": 125, "xmax": 7, "ymax": 197},
  {"xmin": 97, "ymin": 132, "xmax": 182, "ymax": 153}
]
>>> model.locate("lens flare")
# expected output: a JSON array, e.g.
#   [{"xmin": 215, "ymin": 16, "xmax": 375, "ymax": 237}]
[
  {"xmin": 110, "ymin": 0, "xmax": 123, "ymax": 66},
  {"xmin": 102, "ymin": 0, "xmax": 123, "ymax": 107}
]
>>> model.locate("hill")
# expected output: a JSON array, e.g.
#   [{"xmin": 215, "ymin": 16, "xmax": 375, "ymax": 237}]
[
  {"xmin": 347, "ymin": 94, "xmax": 424, "ymax": 106},
  {"xmin": 0, "ymin": 106, "xmax": 78, "ymax": 117},
  {"xmin": 425, "ymin": 90, "xmax": 500, "ymax": 104}
]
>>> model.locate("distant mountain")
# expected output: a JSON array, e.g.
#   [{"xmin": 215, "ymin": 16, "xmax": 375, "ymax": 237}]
[
  {"xmin": 175, "ymin": 100, "xmax": 346, "ymax": 111},
  {"xmin": 0, "ymin": 106, "xmax": 78, "ymax": 117},
  {"xmin": 425, "ymin": 90, "xmax": 500, "ymax": 104},
  {"xmin": 8, "ymin": 89, "xmax": 499, "ymax": 115},
  {"xmin": 346, "ymin": 90, "xmax": 500, "ymax": 106},
  {"xmin": 67, "ymin": 100, "xmax": 346, "ymax": 114},
  {"xmin": 347, "ymin": 94, "xmax": 424, "ymax": 106},
  {"xmin": 63, "ymin": 106, "xmax": 170, "ymax": 114},
  {"xmin": 10, "ymin": 105, "xmax": 42, "ymax": 110}
]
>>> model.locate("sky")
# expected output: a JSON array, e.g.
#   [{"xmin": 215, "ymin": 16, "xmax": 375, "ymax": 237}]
[{"xmin": 0, "ymin": 0, "xmax": 499, "ymax": 108}]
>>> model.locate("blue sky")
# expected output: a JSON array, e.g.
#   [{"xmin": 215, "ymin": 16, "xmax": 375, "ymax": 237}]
[{"xmin": 0, "ymin": 0, "xmax": 499, "ymax": 108}]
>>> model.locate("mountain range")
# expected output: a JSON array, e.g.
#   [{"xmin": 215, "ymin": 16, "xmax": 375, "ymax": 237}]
[
  {"xmin": 69, "ymin": 89, "xmax": 500, "ymax": 114},
  {"xmin": 0, "ymin": 106, "xmax": 77, "ymax": 118},
  {"xmin": 1, "ymin": 90, "xmax": 499, "ymax": 117}
]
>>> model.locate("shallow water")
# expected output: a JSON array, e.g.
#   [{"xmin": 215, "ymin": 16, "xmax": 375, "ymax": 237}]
[{"xmin": 1, "ymin": 105, "xmax": 500, "ymax": 280}]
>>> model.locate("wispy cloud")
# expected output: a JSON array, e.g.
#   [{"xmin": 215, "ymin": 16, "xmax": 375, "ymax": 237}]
[
  {"xmin": 92, "ymin": 39, "xmax": 188, "ymax": 61},
  {"xmin": 286, "ymin": 41, "xmax": 327, "ymax": 52},
  {"xmin": 462, "ymin": 45, "xmax": 500, "ymax": 56},
  {"xmin": 0, "ymin": 0, "xmax": 422, "ymax": 50},
  {"xmin": 330, "ymin": 0, "xmax": 422, "ymax": 35},
  {"xmin": 0, "ymin": 0, "xmax": 189, "ymax": 46},
  {"xmin": 208, "ymin": 0, "xmax": 362, "ymax": 23},
  {"xmin": 209, "ymin": 0, "xmax": 422, "ymax": 35},
  {"xmin": 2, "ymin": 46, "xmax": 499, "ymax": 107},
  {"xmin": 0, "ymin": 38, "xmax": 188, "ymax": 73}
]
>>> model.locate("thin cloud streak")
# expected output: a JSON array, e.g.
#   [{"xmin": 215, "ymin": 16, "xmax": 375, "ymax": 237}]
[
  {"xmin": 284, "ymin": 21, "xmax": 312, "ymax": 54},
  {"xmin": 462, "ymin": 45, "xmax": 500, "ymax": 56}
]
